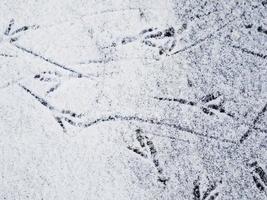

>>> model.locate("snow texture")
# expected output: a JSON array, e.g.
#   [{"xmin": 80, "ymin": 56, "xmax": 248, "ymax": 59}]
[{"xmin": 0, "ymin": 0, "xmax": 267, "ymax": 199}]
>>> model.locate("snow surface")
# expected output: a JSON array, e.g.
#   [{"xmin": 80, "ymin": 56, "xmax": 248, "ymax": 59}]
[{"xmin": 0, "ymin": 0, "xmax": 266, "ymax": 199}]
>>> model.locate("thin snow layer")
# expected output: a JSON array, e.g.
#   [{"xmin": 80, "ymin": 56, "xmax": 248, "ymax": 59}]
[{"xmin": 0, "ymin": 0, "xmax": 266, "ymax": 199}]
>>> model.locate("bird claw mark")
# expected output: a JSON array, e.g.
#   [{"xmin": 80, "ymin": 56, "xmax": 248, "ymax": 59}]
[
  {"xmin": 202, "ymin": 180, "xmax": 221, "ymax": 200},
  {"xmin": 121, "ymin": 36, "xmax": 137, "ymax": 45},
  {"xmin": 255, "ymin": 167, "xmax": 267, "ymax": 186},
  {"xmin": 193, "ymin": 177, "xmax": 201, "ymax": 200},
  {"xmin": 34, "ymin": 71, "xmax": 62, "ymax": 82},
  {"xmin": 118, "ymin": 26, "xmax": 177, "ymax": 56},
  {"xmin": 135, "ymin": 128, "xmax": 146, "ymax": 148},
  {"xmin": 132, "ymin": 129, "xmax": 169, "ymax": 185},
  {"xmin": 201, "ymin": 92, "xmax": 221, "ymax": 103},
  {"xmin": 194, "ymin": 8, "xmax": 220, "ymax": 20},
  {"xmin": 9, "ymin": 37, "xmax": 19, "ymax": 43},
  {"xmin": 192, "ymin": 177, "xmax": 221, "ymax": 200},
  {"xmin": 154, "ymin": 97, "xmax": 196, "ymax": 106},
  {"xmin": 46, "ymin": 83, "xmax": 61, "ymax": 95},
  {"xmin": 127, "ymin": 146, "xmax": 147, "ymax": 158},
  {"xmin": 240, "ymin": 103, "xmax": 267, "ymax": 144},
  {"xmin": 33, "ymin": 71, "xmax": 63, "ymax": 95},
  {"xmin": 201, "ymin": 107, "xmax": 214, "ymax": 116},
  {"xmin": 54, "ymin": 116, "xmax": 66, "ymax": 133},
  {"xmin": 249, "ymin": 161, "xmax": 267, "ymax": 194},
  {"xmin": 0, "ymin": 53, "xmax": 17, "ymax": 57},
  {"xmin": 4, "ymin": 19, "xmax": 15, "ymax": 36},
  {"xmin": 249, "ymin": 161, "xmax": 267, "ymax": 189},
  {"xmin": 231, "ymin": 45, "xmax": 267, "ymax": 59},
  {"xmin": 143, "ymin": 27, "xmax": 175, "ymax": 39},
  {"xmin": 157, "ymin": 177, "xmax": 170, "ymax": 186},
  {"xmin": 257, "ymin": 26, "xmax": 267, "ymax": 35},
  {"xmin": 143, "ymin": 30, "xmax": 162, "ymax": 39},
  {"xmin": 61, "ymin": 109, "xmax": 84, "ymax": 118},
  {"xmin": 140, "ymin": 26, "xmax": 176, "ymax": 55},
  {"xmin": 252, "ymin": 176, "xmax": 265, "ymax": 192},
  {"xmin": 19, "ymin": 84, "xmax": 84, "ymax": 120},
  {"xmin": 247, "ymin": 161, "xmax": 267, "ymax": 197},
  {"xmin": 244, "ymin": 24, "xmax": 253, "ymax": 29},
  {"xmin": 168, "ymin": 39, "xmax": 176, "ymax": 52},
  {"xmin": 3, "ymin": 19, "xmax": 39, "ymax": 43},
  {"xmin": 163, "ymin": 27, "xmax": 175, "ymax": 37},
  {"xmin": 10, "ymin": 25, "xmax": 39, "ymax": 36},
  {"xmin": 147, "ymin": 138, "xmax": 169, "ymax": 185},
  {"xmin": 154, "ymin": 96, "xmax": 233, "ymax": 119},
  {"xmin": 142, "ymin": 40, "xmax": 156, "ymax": 47},
  {"xmin": 79, "ymin": 57, "xmax": 115, "ymax": 65},
  {"xmin": 19, "ymin": 83, "xmax": 55, "ymax": 110}
]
